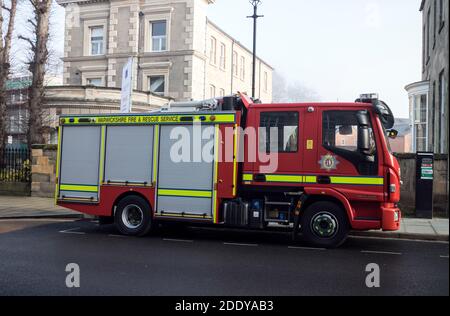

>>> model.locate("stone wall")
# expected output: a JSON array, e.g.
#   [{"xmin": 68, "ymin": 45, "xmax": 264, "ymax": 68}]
[
  {"xmin": 31, "ymin": 145, "xmax": 57, "ymax": 198},
  {"xmin": 395, "ymin": 153, "xmax": 448, "ymax": 217}
]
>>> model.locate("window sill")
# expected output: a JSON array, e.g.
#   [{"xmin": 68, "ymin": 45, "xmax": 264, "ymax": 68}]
[
  {"xmin": 82, "ymin": 54, "xmax": 106, "ymax": 59},
  {"xmin": 149, "ymin": 49, "xmax": 168, "ymax": 53}
]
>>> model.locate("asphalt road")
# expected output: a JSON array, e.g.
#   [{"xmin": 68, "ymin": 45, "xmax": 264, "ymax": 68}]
[{"xmin": 0, "ymin": 218, "xmax": 448, "ymax": 296}]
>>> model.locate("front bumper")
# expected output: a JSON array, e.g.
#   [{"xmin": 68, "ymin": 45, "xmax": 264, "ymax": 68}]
[{"xmin": 381, "ymin": 205, "xmax": 401, "ymax": 231}]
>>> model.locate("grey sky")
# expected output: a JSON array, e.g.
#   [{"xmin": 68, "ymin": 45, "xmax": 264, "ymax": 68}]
[
  {"xmin": 207, "ymin": 0, "xmax": 422, "ymax": 118},
  {"xmin": 12, "ymin": 0, "xmax": 422, "ymax": 118}
]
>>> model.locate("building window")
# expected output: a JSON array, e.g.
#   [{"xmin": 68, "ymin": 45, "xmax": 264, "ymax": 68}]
[
  {"xmin": 426, "ymin": 9, "xmax": 431, "ymax": 60},
  {"xmin": 438, "ymin": 70, "xmax": 446, "ymax": 153},
  {"xmin": 90, "ymin": 26, "xmax": 104, "ymax": 55},
  {"xmin": 219, "ymin": 88, "xmax": 225, "ymax": 97},
  {"xmin": 422, "ymin": 24, "xmax": 426, "ymax": 69},
  {"xmin": 259, "ymin": 112, "xmax": 299, "ymax": 153},
  {"xmin": 209, "ymin": 85, "xmax": 216, "ymax": 98},
  {"xmin": 151, "ymin": 21, "xmax": 167, "ymax": 52},
  {"xmin": 240, "ymin": 56, "xmax": 245, "ymax": 80},
  {"xmin": 219, "ymin": 43, "xmax": 226, "ymax": 70},
  {"xmin": 414, "ymin": 94, "xmax": 428, "ymax": 152},
  {"xmin": 86, "ymin": 78, "xmax": 102, "ymax": 86},
  {"xmin": 210, "ymin": 37, "xmax": 217, "ymax": 65},
  {"xmin": 263, "ymin": 71, "xmax": 268, "ymax": 92},
  {"xmin": 232, "ymin": 51, "xmax": 238, "ymax": 76},
  {"xmin": 434, "ymin": 0, "xmax": 437, "ymax": 46},
  {"xmin": 148, "ymin": 75, "xmax": 165, "ymax": 95},
  {"xmin": 432, "ymin": 81, "xmax": 436, "ymax": 151}
]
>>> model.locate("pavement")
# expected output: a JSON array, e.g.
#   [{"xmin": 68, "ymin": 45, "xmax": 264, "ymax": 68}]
[
  {"xmin": 0, "ymin": 219, "xmax": 448, "ymax": 295},
  {"xmin": 0, "ymin": 196, "xmax": 448, "ymax": 241},
  {"xmin": 0, "ymin": 196, "xmax": 82, "ymax": 219}
]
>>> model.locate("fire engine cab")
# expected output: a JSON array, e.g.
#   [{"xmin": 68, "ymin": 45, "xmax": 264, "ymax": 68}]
[{"xmin": 56, "ymin": 92, "xmax": 401, "ymax": 248}]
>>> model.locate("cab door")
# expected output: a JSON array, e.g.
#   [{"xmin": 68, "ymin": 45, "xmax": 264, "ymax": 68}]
[
  {"xmin": 317, "ymin": 109, "xmax": 384, "ymax": 201},
  {"xmin": 252, "ymin": 108, "xmax": 302, "ymax": 177}
]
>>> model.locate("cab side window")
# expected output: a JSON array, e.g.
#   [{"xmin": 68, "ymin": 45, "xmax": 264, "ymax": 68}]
[
  {"xmin": 323, "ymin": 111, "xmax": 359, "ymax": 152},
  {"xmin": 259, "ymin": 112, "xmax": 299, "ymax": 153},
  {"xmin": 322, "ymin": 110, "xmax": 377, "ymax": 175}
]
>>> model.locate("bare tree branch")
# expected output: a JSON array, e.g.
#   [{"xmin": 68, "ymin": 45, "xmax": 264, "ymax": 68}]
[
  {"xmin": 18, "ymin": 35, "xmax": 37, "ymax": 51},
  {"xmin": 0, "ymin": 0, "xmax": 18, "ymax": 150},
  {"xmin": 27, "ymin": 0, "xmax": 52, "ymax": 145}
]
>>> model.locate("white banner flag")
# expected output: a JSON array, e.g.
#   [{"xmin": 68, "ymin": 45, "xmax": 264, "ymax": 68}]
[{"xmin": 120, "ymin": 57, "xmax": 133, "ymax": 113}]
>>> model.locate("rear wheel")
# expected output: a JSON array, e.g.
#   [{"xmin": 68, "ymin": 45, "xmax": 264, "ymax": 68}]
[
  {"xmin": 300, "ymin": 201, "xmax": 349, "ymax": 248},
  {"xmin": 114, "ymin": 195, "xmax": 153, "ymax": 236}
]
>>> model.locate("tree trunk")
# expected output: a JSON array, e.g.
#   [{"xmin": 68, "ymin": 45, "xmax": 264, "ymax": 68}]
[
  {"xmin": 27, "ymin": 0, "xmax": 52, "ymax": 145},
  {"xmin": 0, "ymin": 0, "xmax": 18, "ymax": 150}
]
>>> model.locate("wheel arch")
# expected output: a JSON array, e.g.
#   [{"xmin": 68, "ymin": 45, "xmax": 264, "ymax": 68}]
[
  {"xmin": 111, "ymin": 191, "xmax": 153, "ymax": 217},
  {"xmin": 302, "ymin": 188, "xmax": 354, "ymax": 224}
]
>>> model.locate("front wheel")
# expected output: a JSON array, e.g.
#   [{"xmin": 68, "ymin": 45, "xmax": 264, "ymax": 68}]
[
  {"xmin": 114, "ymin": 195, "xmax": 153, "ymax": 236},
  {"xmin": 300, "ymin": 201, "xmax": 349, "ymax": 248}
]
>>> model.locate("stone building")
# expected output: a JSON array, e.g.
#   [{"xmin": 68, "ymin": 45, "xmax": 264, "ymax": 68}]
[
  {"xmin": 405, "ymin": 0, "xmax": 448, "ymax": 153},
  {"xmin": 57, "ymin": 0, "xmax": 273, "ymax": 102},
  {"xmin": 5, "ymin": 76, "xmax": 169, "ymax": 145}
]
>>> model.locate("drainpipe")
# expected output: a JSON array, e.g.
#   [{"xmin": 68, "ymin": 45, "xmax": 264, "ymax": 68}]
[{"xmin": 137, "ymin": 11, "xmax": 144, "ymax": 91}]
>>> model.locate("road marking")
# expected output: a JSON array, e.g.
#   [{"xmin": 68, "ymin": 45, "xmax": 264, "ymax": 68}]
[
  {"xmin": 440, "ymin": 255, "xmax": 449, "ymax": 259},
  {"xmin": 108, "ymin": 234, "xmax": 129, "ymax": 238},
  {"xmin": 350, "ymin": 235, "xmax": 449, "ymax": 244},
  {"xmin": 0, "ymin": 218, "xmax": 74, "ymax": 223},
  {"xmin": 59, "ymin": 227, "xmax": 85, "ymax": 235},
  {"xmin": 288, "ymin": 246, "xmax": 326, "ymax": 251},
  {"xmin": 163, "ymin": 238, "xmax": 194, "ymax": 243},
  {"xmin": 223, "ymin": 242, "xmax": 258, "ymax": 247},
  {"xmin": 361, "ymin": 250, "xmax": 402, "ymax": 256}
]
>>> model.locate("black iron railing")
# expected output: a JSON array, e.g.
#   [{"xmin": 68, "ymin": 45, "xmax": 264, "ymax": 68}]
[{"xmin": 0, "ymin": 147, "xmax": 31, "ymax": 183}]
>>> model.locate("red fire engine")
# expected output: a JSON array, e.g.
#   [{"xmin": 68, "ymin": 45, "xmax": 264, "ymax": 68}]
[{"xmin": 56, "ymin": 92, "xmax": 401, "ymax": 248}]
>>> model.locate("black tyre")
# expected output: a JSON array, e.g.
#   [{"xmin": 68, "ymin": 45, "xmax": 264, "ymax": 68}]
[
  {"xmin": 114, "ymin": 195, "xmax": 153, "ymax": 236},
  {"xmin": 300, "ymin": 201, "xmax": 349, "ymax": 248}
]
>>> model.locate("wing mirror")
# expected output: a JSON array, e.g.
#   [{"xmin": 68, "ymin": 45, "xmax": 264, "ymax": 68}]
[{"xmin": 388, "ymin": 129, "xmax": 398, "ymax": 139}]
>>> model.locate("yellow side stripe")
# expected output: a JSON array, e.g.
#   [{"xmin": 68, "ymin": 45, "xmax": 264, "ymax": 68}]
[
  {"xmin": 153, "ymin": 125, "xmax": 159, "ymax": 183},
  {"xmin": 330, "ymin": 177, "xmax": 384, "ymax": 185},
  {"xmin": 60, "ymin": 114, "xmax": 236, "ymax": 125},
  {"xmin": 304, "ymin": 176, "xmax": 318, "ymax": 183},
  {"xmin": 265, "ymin": 175, "xmax": 302, "ymax": 182},
  {"xmin": 158, "ymin": 189, "xmax": 212, "ymax": 198},
  {"xmin": 99, "ymin": 126, "xmax": 106, "ymax": 184},
  {"xmin": 243, "ymin": 174, "xmax": 383, "ymax": 185},
  {"xmin": 60, "ymin": 184, "xmax": 99, "ymax": 192},
  {"xmin": 54, "ymin": 126, "xmax": 62, "ymax": 204}
]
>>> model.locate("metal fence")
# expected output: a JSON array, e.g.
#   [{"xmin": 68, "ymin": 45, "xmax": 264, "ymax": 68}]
[{"xmin": 0, "ymin": 147, "xmax": 31, "ymax": 183}]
